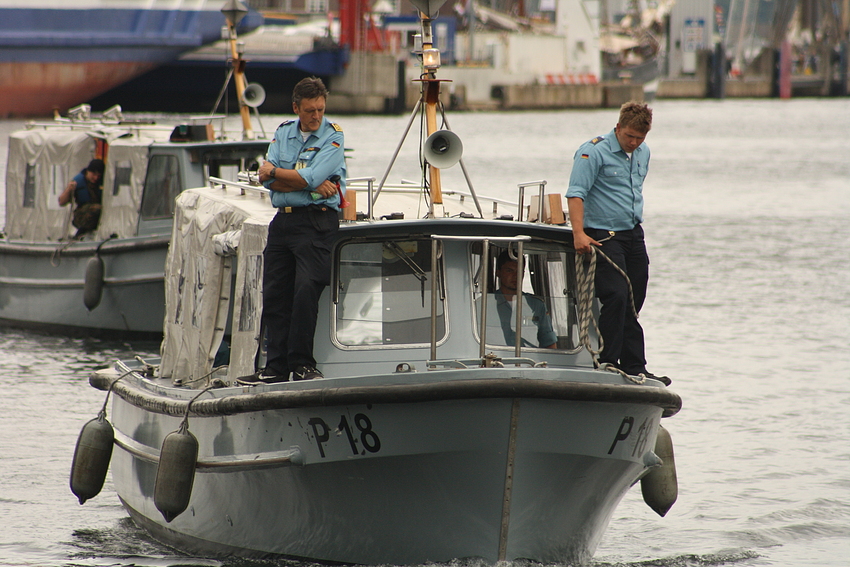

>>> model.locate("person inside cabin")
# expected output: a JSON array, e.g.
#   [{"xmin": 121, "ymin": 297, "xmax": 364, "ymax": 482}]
[
  {"xmin": 489, "ymin": 250, "xmax": 557, "ymax": 349},
  {"xmin": 58, "ymin": 158, "xmax": 105, "ymax": 237},
  {"xmin": 238, "ymin": 77, "xmax": 346, "ymax": 385},
  {"xmin": 566, "ymin": 101, "xmax": 670, "ymax": 385}
]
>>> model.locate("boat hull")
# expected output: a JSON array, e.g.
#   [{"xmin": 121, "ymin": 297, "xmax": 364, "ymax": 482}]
[
  {"xmin": 0, "ymin": 3, "xmax": 264, "ymax": 117},
  {"xmin": 0, "ymin": 61, "xmax": 157, "ymax": 119},
  {"xmin": 98, "ymin": 367, "xmax": 677, "ymax": 564},
  {"xmin": 0, "ymin": 237, "xmax": 167, "ymax": 336}
]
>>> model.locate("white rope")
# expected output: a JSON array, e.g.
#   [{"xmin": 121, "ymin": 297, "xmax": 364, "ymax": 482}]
[{"xmin": 575, "ymin": 246, "xmax": 645, "ymax": 384}]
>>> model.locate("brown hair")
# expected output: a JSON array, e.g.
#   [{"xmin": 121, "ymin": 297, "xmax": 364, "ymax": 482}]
[
  {"xmin": 86, "ymin": 158, "xmax": 105, "ymax": 175},
  {"xmin": 292, "ymin": 77, "xmax": 329, "ymax": 107},
  {"xmin": 618, "ymin": 101, "xmax": 652, "ymax": 133}
]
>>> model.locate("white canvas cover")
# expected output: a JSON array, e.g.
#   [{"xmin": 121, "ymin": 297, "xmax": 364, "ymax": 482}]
[
  {"xmin": 225, "ymin": 217, "xmax": 271, "ymax": 379},
  {"xmin": 159, "ymin": 186, "xmax": 275, "ymax": 384},
  {"xmin": 95, "ymin": 127, "xmax": 172, "ymax": 239},
  {"xmin": 3, "ymin": 124, "xmax": 171, "ymax": 241},
  {"xmin": 4, "ymin": 129, "xmax": 96, "ymax": 240}
]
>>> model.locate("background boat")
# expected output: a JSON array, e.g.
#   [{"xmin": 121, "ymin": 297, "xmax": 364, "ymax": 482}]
[
  {"xmin": 0, "ymin": 6, "xmax": 271, "ymax": 337},
  {"xmin": 0, "ymin": 111, "xmax": 269, "ymax": 337},
  {"xmin": 91, "ymin": 18, "xmax": 350, "ymax": 114},
  {"xmin": 0, "ymin": 0, "xmax": 263, "ymax": 118}
]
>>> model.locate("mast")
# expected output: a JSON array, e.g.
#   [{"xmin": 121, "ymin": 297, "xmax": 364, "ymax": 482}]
[{"xmin": 221, "ymin": 0, "xmax": 254, "ymax": 140}]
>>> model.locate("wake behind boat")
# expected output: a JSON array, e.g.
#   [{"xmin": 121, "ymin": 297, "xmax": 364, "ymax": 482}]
[
  {"xmin": 0, "ymin": 4, "xmax": 270, "ymax": 337},
  {"xmin": 71, "ymin": 1, "xmax": 682, "ymax": 563}
]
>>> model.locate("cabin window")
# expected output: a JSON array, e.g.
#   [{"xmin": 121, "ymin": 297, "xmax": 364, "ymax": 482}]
[
  {"xmin": 113, "ymin": 163, "xmax": 132, "ymax": 196},
  {"xmin": 472, "ymin": 243, "xmax": 580, "ymax": 351},
  {"xmin": 335, "ymin": 239, "xmax": 445, "ymax": 347},
  {"xmin": 23, "ymin": 164, "xmax": 36, "ymax": 208},
  {"xmin": 140, "ymin": 155, "xmax": 180, "ymax": 219},
  {"xmin": 50, "ymin": 165, "xmax": 67, "ymax": 210}
]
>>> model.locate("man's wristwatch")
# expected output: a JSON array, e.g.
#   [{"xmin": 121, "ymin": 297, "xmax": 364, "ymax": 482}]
[{"xmin": 269, "ymin": 167, "xmax": 277, "ymax": 180}]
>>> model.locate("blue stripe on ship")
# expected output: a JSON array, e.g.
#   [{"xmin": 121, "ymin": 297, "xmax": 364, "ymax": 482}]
[{"xmin": 0, "ymin": 8, "xmax": 262, "ymax": 63}]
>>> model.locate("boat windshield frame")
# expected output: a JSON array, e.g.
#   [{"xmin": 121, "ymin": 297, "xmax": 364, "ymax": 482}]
[{"xmin": 331, "ymin": 235, "xmax": 448, "ymax": 350}]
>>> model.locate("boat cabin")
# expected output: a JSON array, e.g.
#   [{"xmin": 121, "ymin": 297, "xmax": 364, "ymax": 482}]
[
  {"xmin": 157, "ymin": 181, "xmax": 594, "ymax": 386},
  {"xmin": 3, "ymin": 117, "xmax": 268, "ymax": 242}
]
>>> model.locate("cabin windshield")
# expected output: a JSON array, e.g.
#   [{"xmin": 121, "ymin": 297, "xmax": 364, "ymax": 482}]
[
  {"xmin": 471, "ymin": 242, "xmax": 580, "ymax": 352},
  {"xmin": 139, "ymin": 145, "xmax": 266, "ymax": 222},
  {"xmin": 140, "ymin": 154, "xmax": 180, "ymax": 220},
  {"xmin": 334, "ymin": 238, "xmax": 445, "ymax": 347}
]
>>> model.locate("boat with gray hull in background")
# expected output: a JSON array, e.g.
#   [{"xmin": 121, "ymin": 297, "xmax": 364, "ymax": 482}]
[{"xmin": 0, "ymin": 3, "xmax": 270, "ymax": 337}]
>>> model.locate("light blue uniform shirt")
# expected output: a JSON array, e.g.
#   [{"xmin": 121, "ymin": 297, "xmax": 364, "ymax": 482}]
[
  {"xmin": 566, "ymin": 128, "xmax": 649, "ymax": 232},
  {"xmin": 492, "ymin": 290, "xmax": 558, "ymax": 348},
  {"xmin": 264, "ymin": 117, "xmax": 346, "ymax": 210}
]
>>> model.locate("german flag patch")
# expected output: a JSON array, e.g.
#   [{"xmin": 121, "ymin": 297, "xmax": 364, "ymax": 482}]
[
  {"xmin": 331, "ymin": 141, "xmax": 340, "ymax": 148},
  {"xmin": 580, "ymin": 153, "xmax": 589, "ymax": 159}
]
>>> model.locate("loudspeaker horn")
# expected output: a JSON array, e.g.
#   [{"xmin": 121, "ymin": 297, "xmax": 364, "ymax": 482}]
[
  {"xmin": 424, "ymin": 129, "xmax": 463, "ymax": 169},
  {"xmin": 242, "ymin": 83, "xmax": 266, "ymax": 108}
]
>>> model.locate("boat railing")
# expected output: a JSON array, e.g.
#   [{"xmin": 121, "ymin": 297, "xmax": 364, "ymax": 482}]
[
  {"xmin": 352, "ymin": 178, "xmax": 517, "ymax": 219},
  {"xmin": 517, "ymin": 180, "xmax": 547, "ymax": 223},
  {"xmin": 344, "ymin": 177, "xmax": 376, "ymax": 220},
  {"xmin": 215, "ymin": 174, "xmax": 519, "ymax": 221},
  {"xmin": 216, "ymin": 175, "xmax": 270, "ymax": 198},
  {"xmin": 366, "ymin": 179, "xmax": 553, "ymax": 223},
  {"xmin": 429, "ymin": 357, "xmax": 547, "ymax": 369},
  {"xmin": 429, "ymin": 234, "xmax": 533, "ymax": 367}
]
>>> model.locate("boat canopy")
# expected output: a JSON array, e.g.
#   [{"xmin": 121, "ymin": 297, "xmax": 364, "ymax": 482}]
[
  {"xmin": 4, "ymin": 123, "xmax": 172, "ymax": 241},
  {"xmin": 159, "ymin": 185, "xmax": 276, "ymax": 383}
]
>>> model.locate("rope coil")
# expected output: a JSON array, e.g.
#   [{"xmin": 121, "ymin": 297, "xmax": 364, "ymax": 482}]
[{"xmin": 574, "ymin": 246, "xmax": 645, "ymax": 384}]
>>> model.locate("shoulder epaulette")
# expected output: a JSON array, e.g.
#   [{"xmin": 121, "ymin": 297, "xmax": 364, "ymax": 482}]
[
  {"xmin": 331, "ymin": 123, "xmax": 343, "ymax": 132},
  {"xmin": 590, "ymin": 136, "xmax": 605, "ymax": 145},
  {"xmin": 277, "ymin": 120, "xmax": 295, "ymax": 129}
]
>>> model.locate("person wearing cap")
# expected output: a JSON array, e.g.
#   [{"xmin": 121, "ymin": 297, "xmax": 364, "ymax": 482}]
[{"xmin": 59, "ymin": 158, "xmax": 105, "ymax": 237}]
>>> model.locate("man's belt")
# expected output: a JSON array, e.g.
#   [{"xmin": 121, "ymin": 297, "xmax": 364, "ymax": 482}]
[{"xmin": 278, "ymin": 204, "xmax": 331, "ymax": 214}]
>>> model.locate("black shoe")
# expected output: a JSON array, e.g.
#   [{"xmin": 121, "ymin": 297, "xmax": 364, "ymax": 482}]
[
  {"xmin": 639, "ymin": 371, "xmax": 672, "ymax": 386},
  {"xmin": 292, "ymin": 365, "xmax": 323, "ymax": 381},
  {"xmin": 236, "ymin": 369, "xmax": 289, "ymax": 385}
]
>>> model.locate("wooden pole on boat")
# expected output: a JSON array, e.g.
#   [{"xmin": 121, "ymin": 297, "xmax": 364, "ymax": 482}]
[
  {"xmin": 222, "ymin": 0, "xmax": 254, "ymax": 140},
  {"xmin": 423, "ymin": 78, "xmax": 443, "ymax": 206},
  {"xmin": 416, "ymin": 8, "xmax": 445, "ymax": 213},
  {"xmin": 231, "ymin": 43, "xmax": 254, "ymax": 140}
]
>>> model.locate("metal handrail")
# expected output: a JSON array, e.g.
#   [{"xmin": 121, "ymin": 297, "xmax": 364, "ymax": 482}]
[
  {"xmin": 517, "ymin": 180, "xmax": 547, "ymax": 223},
  {"xmin": 429, "ymin": 234, "xmax": 531, "ymax": 364}
]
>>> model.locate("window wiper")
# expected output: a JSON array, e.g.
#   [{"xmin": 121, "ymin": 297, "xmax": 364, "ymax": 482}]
[{"xmin": 383, "ymin": 241, "xmax": 428, "ymax": 306}]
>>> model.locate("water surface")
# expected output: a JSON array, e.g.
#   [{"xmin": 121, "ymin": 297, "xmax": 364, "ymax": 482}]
[{"xmin": 1, "ymin": 98, "xmax": 848, "ymax": 567}]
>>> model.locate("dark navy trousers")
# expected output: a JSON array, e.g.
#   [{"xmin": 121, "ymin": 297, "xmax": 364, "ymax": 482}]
[
  {"xmin": 586, "ymin": 225, "xmax": 649, "ymax": 375},
  {"xmin": 262, "ymin": 206, "xmax": 338, "ymax": 374}
]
